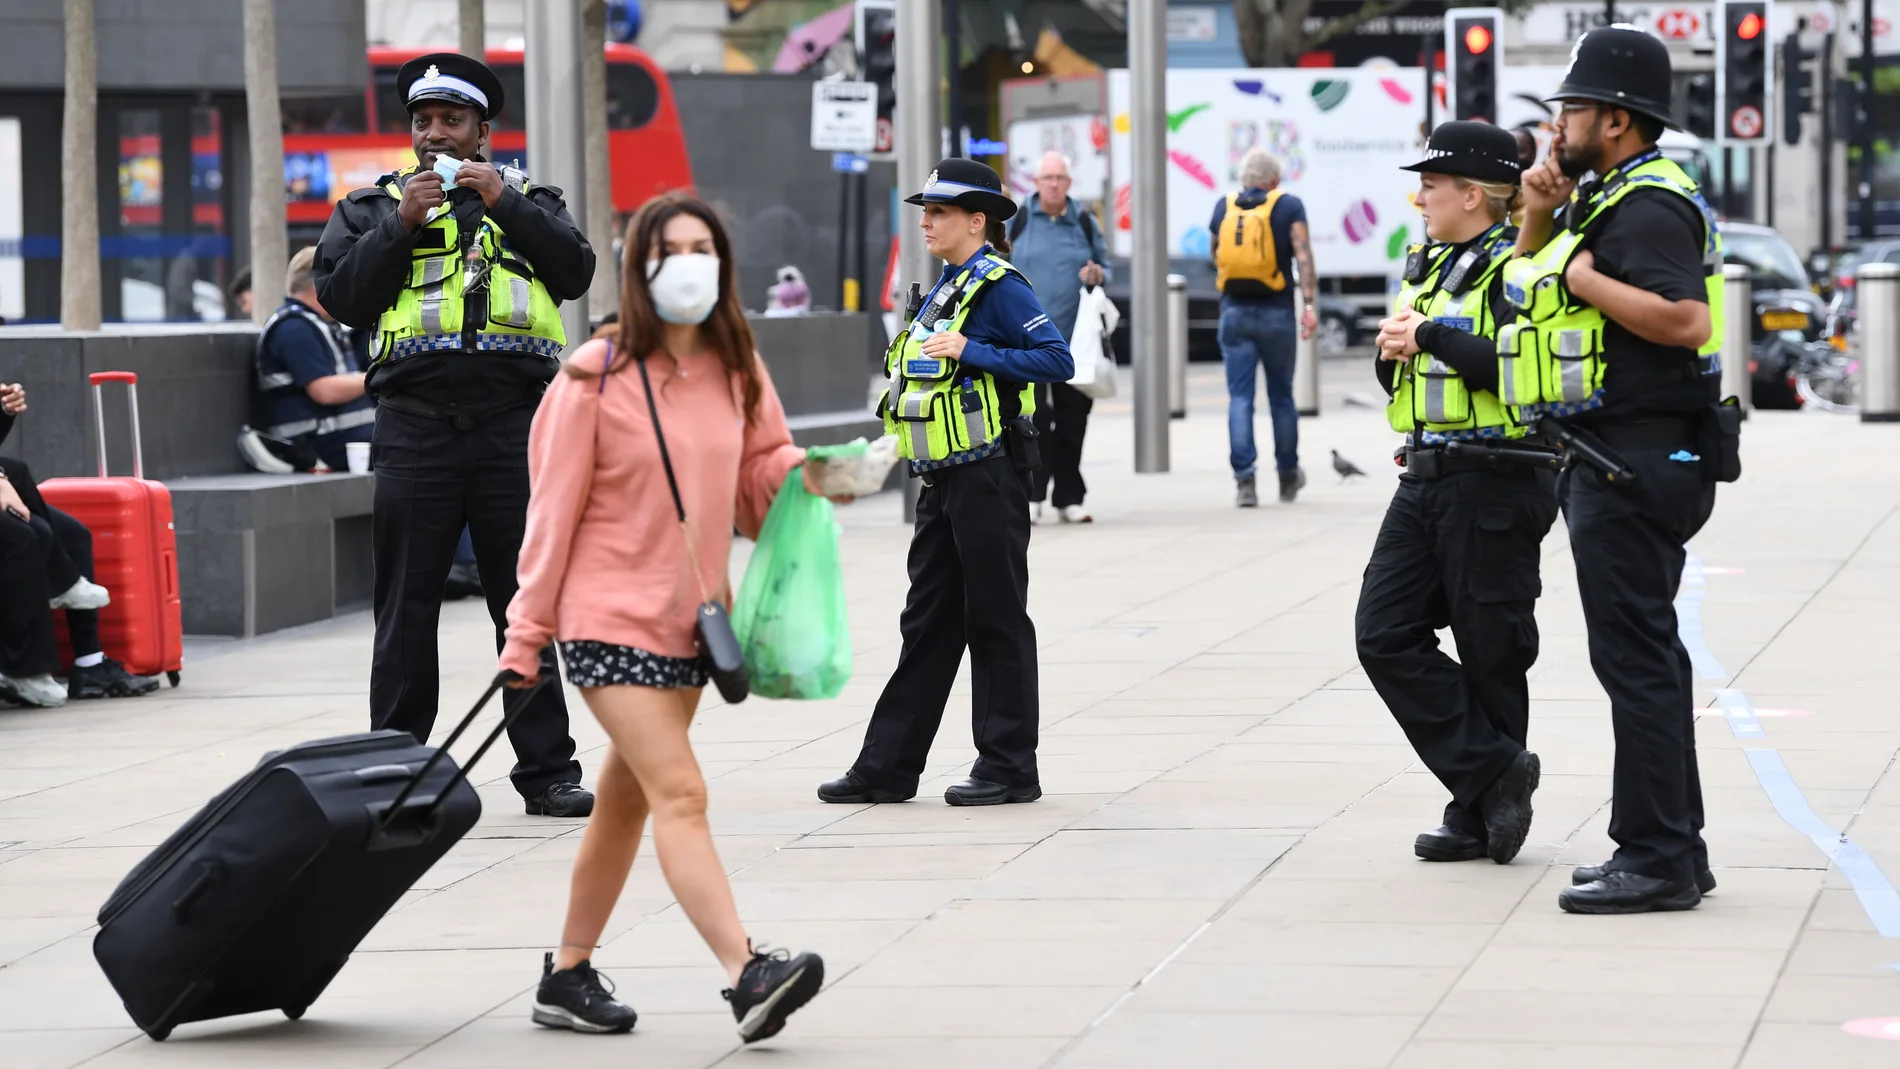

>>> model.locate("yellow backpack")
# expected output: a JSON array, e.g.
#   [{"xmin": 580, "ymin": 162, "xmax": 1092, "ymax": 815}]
[{"xmin": 1215, "ymin": 189, "xmax": 1288, "ymax": 294}]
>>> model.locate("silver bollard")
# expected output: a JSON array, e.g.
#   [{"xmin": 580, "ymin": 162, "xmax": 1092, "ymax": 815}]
[
  {"xmin": 1293, "ymin": 290, "xmax": 1319, "ymax": 417},
  {"xmin": 1720, "ymin": 263, "xmax": 1751, "ymax": 417},
  {"xmin": 1862, "ymin": 262, "xmax": 1900, "ymax": 422},
  {"xmin": 1167, "ymin": 274, "xmax": 1187, "ymax": 419}
]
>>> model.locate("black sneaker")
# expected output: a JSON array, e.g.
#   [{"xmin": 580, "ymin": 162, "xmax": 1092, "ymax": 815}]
[
  {"xmin": 723, "ymin": 945, "xmax": 824, "ymax": 1043},
  {"xmin": 68, "ymin": 658, "xmax": 161, "ymax": 700},
  {"xmin": 526, "ymin": 781, "xmax": 595, "ymax": 817},
  {"xmin": 531, "ymin": 953, "xmax": 637, "ymax": 1034}
]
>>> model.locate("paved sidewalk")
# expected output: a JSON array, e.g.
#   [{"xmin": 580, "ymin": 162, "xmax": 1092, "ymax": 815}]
[{"xmin": 5, "ymin": 361, "xmax": 1900, "ymax": 1068}]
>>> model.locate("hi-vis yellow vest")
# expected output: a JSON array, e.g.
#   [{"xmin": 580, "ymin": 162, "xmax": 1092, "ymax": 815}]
[
  {"xmin": 368, "ymin": 166, "xmax": 566, "ymax": 365},
  {"xmin": 880, "ymin": 255, "xmax": 1037, "ymax": 463},
  {"xmin": 1215, "ymin": 189, "xmax": 1288, "ymax": 294},
  {"xmin": 1387, "ymin": 223, "xmax": 1524, "ymax": 438},
  {"xmin": 1497, "ymin": 153, "xmax": 1724, "ymax": 415}
]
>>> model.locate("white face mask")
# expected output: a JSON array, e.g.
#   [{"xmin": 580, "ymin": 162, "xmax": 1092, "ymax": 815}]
[{"xmin": 646, "ymin": 253, "xmax": 721, "ymax": 325}]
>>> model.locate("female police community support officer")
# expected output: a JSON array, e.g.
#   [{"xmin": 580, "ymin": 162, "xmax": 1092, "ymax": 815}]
[
  {"xmin": 818, "ymin": 159, "xmax": 1073, "ymax": 807},
  {"xmin": 1511, "ymin": 27, "xmax": 1732, "ymax": 915},
  {"xmin": 1357, "ymin": 122, "xmax": 1559, "ymax": 868},
  {"xmin": 314, "ymin": 53, "xmax": 596, "ymax": 818}
]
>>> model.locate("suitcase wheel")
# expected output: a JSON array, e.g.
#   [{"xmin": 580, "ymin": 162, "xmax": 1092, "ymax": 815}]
[
  {"xmin": 284, "ymin": 1005, "xmax": 306, "ymax": 1021},
  {"xmin": 147, "ymin": 1026, "xmax": 171, "ymax": 1042},
  {"xmin": 167, "ymin": 671, "xmax": 180, "ymax": 688}
]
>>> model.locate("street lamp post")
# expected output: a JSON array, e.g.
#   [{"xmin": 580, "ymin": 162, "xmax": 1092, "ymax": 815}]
[
  {"xmin": 1130, "ymin": 0, "xmax": 1170, "ymax": 473},
  {"xmin": 525, "ymin": 0, "xmax": 590, "ymax": 351},
  {"xmin": 897, "ymin": 0, "xmax": 942, "ymax": 521}
]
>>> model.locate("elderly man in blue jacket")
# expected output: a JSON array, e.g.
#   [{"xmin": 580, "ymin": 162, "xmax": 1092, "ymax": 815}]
[{"xmin": 1007, "ymin": 150, "xmax": 1112, "ymax": 524}]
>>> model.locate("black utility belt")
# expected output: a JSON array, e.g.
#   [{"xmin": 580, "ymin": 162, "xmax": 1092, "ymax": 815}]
[
  {"xmin": 1403, "ymin": 439, "xmax": 1563, "ymax": 481},
  {"xmin": 374, "ymin": 391, "xmax": 537, "ymax": 430}
]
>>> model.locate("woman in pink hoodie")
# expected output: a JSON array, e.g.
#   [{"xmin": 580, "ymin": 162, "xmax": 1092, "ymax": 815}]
[{"xmin": 500, "ymin": 193, "xmax": 839, "ymax": 1043}]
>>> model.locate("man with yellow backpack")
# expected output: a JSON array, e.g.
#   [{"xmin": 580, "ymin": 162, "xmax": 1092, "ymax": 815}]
[{"xmin": 1209, "ymin": 149, "xmax": 1318, "ymax": 507}]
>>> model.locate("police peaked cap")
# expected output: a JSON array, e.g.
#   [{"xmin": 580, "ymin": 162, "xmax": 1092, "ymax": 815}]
[
  {"xmin": 1545, "ymin": 26, "xmax": 1680, "ymax": 130},
  {"xmin": 905, "ymin": 158, "xmax": 1018, "ymax": 222},
  {"xmin": 398, "ymin": 53, "xmax": 505, "ymax": 121},
  {"xmin": 1402, "ymin": 121, "xmax": 1523, "ymax": 184}
]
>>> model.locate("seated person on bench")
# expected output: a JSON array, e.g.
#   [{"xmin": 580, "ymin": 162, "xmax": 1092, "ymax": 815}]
[
  {"xmin": 238, "ymin": 246, "xmax": 374, "ymax": 473},
  {"xmin": 0, "ymin": 382, "xmax": 158, "ymax": 705}
]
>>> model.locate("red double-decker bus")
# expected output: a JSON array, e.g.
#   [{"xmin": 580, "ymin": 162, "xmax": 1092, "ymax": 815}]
[{"xmin": 281, "ymin": 45, "xmax": 694, "ymax": 229}]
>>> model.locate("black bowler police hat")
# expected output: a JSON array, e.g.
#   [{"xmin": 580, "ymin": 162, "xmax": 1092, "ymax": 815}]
[
  {"xmin": 1545, "ymin": 26, "xmax": 1679, "ymax": 129},
  {"xmin": 904, "ymin": 158, "xmax": 1018, "ymax": 222},
  {"xmin": 1401, "ymin": 121, "xmax": 1524, "ymax": 184},
  {"xmin": 397, "ymin": 53, "xmax": 505, "ymax": 121}
]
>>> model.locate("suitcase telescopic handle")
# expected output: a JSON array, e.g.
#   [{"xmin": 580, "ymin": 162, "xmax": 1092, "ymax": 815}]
[
  {"xmin": 88, "ymin": 371, "xmax": 144, "ymax": 480},
  {"xmin": 378, "ymin": 669, "xmax": 548, "ymax": 832}
]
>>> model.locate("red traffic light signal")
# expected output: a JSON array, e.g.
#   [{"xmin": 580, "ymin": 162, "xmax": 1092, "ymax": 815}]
[
  {"xmin": 1464, "ymin": 24, "xmax": 1493, "ymax": 53},
  {"xmin": 1737, "ymin": 11, "xmax": 1764, "ymax": 38}
]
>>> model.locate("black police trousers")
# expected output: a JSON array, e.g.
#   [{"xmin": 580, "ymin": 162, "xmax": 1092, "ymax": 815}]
[
  {"xmin": 852, "ymin": 454, "xmax": 1040, "ymax": 793},
  {"xmin": 369, "ymin": 404, "xmax": 580, "ymax": 798},
  {"xmin": 1561, "ymin": 436, "xmax": 1716, "ymax": 884},
  {"xmin": 1356, "ymin": 467, "xmax": 1559, "ymax": 827}
]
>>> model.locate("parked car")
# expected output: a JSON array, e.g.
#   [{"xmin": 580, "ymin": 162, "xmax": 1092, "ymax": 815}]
[{"xmin": 1722, "ymin": 222, "xmax": 1829, "ymax": 409}]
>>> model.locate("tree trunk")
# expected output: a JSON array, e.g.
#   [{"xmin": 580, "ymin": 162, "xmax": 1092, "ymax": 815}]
[
  {"xmin": 243, "ymin": 0, "xmax": 286, "ymax": 326},
  {"xmin": 460, "ymin": 0, "xmax": 484, "ymax": 58},
  {"xmin": 581, "ymin": 0, "xmax": 616, "ymax": 321},
  {"xmin": 60, "ymin": 0, "xmax": 101, "ymax": 331}
]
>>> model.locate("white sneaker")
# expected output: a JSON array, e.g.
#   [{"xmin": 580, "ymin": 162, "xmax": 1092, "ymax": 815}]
[
  {"xmin": 51, "ymin": 577, "xmax": 111, "ymax": 611},
  {"xmin": 1030, "ymin": 502, "xmax": 1044, "ymax": 524},
  {"xmin": 0, "ymin": 673, "xmax": 68, "ymax": 708},
  {"xmin": 1058, "ymin": 505, "xmax": 1093, "ymax": 524}
]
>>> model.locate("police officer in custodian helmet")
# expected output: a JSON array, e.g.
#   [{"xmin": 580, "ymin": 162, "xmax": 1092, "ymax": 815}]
[
  {"xmin": 817, "ymin": 159, "xmax": 1073, "ymax": 807},
  {"xmin": 1509, "ymin": 27, "xmax": 1739, "ymax": 914},
  {"xmin": 314, "ymin": 53, "xmax": 597, "ymax": 818},
  {"xmin": 1359, "ymin": 121, "xmax": 1560, "ymax": 869}
]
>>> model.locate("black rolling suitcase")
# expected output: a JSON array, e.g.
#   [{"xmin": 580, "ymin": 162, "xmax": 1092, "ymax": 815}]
[{"xmin": 93, "ymin": 672, "xmax": 540, "ymax": 1040}]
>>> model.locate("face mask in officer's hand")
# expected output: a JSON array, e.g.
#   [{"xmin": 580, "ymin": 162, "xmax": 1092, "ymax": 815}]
[{"xmin": 646, "ymin": 254, "xmax": 721, "ymax": 325}]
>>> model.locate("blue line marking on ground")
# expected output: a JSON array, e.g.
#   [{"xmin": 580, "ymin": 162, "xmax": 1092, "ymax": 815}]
[
  {"xmin": 1744, "ymin": 749, "xmax": 1900, "ymax": 938},
  {"xmin": 1714, "ymin": 688, "xmax": 1766, "ymax": 739},
  {"xmin": 1676, "ymin": 556, "xmax": 1728, "ymax": 680}
]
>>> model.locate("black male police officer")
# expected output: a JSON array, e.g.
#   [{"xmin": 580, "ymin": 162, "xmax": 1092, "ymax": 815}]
[
  {"xmin": 1358, "ymin": 122, "xmax": 1558, "ymax": 869},
  {"xmin": 314, "ymin": 53, "xmax": 595, "ymax": 817},
  {"xmin": 1508, "ymin": 27, "xmax": 1734, "ymax": 913}
]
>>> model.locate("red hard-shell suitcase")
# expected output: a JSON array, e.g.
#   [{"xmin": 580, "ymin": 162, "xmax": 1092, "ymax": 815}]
[{"xmin": 40, "ymin": 371, "xmax": 186, "ymax": 685}]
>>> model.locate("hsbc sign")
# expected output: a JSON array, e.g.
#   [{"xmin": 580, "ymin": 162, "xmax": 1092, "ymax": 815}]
[
  {"xmin": 1654, "ymin": 8, "xmax": 1703, "ymax": 38},
  {"xmin": 1519, "ymin": 4, "xmax": 1715, "ymax": 46}
]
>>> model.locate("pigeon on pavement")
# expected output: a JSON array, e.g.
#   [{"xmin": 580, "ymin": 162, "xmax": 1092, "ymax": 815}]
[{"xmin": 1332, "ymin": 450, "xmax": 1367, "ymax": 483}]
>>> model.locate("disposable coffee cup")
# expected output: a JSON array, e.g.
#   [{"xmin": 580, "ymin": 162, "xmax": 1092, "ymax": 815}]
[{"xmin": 346, "ymin": 441, "xmax": 371, "ymax": 474}]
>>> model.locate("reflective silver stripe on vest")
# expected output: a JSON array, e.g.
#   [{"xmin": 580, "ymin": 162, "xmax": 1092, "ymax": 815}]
[
  {"xmin": 416, "ymin": 255, "xmax": 455, "ymax": 333},
  {"xmin": 961, "ymin": 392, "xmax": 989, "ymax": 451},
  {"xmin": 496, "ymin": 275, "xmax": 532, "ymax": 328},
  {"xmin": 1554, "ymin": 329, "xmax": 1589, "ymax": 401},
  {"xmin": 899, "ymin": 390, "xmax": 933, "ymax": 459},
  {"xmin": 418, "ymin": 255, "xmax": 454, "ymax": 286},
  {"xmin": 265, "ymin": 404, "xmax": 377, "ymax": 440},
  {"xmin": 1421, "ymin": 363, "xmax": 1453, "ymax": 425}
]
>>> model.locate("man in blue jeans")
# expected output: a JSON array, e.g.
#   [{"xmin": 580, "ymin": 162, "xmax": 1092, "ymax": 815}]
[{"xmin": 1209, "ymin": 148, "xmax": 1318, "ymax": 506}]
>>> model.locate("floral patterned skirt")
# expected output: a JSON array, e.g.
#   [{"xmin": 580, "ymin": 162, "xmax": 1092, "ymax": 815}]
[{"xmin": 559, "ymin": 639, "xmax": 711, "ymax": 690}]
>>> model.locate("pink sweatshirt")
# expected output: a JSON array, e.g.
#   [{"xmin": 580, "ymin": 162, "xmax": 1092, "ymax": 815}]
[{"xmin": 499, "ymin": 338, "xmax": 806, "ymax": 676}]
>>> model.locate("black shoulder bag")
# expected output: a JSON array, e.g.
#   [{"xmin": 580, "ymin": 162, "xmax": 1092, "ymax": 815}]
[{"xmin": 627, "ymin": 349, "xmax": 750, "ymax": 704}]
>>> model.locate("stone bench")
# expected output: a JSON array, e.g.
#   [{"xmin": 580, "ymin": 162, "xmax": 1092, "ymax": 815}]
[{"xmin": 166, "ymin": 472, "xmax": 374, "ymax": 639}]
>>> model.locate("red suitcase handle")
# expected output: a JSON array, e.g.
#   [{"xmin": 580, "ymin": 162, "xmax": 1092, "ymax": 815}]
[{"xmin": 88, "ymin": 371, "xmax": 144, "ymax": 479}]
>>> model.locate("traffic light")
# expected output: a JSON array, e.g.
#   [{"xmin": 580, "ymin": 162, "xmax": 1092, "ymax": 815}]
[
  {"xmin": 1717, "ymin": 0, "xmax": 1771, "ymax": 143},
  {"xmin": 1684, "ymin": 73, "xmax": 1717, "ymax": 139},
  {"xmin": 1444, "ymin": 8, "xmax": 1503, "ymax": 123},
  {"xmin": 856, "ymin": 0, "xmax": 896, "ymax": 154},
  {"xmin": 1782, "ymin": 34, "xmax": 1814, "ymax": 145}
]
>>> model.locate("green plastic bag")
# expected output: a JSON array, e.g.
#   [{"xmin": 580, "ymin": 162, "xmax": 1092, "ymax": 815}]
[{"xmin": 732, "ymin": 469, "xmax": 851, "ymax": 700}]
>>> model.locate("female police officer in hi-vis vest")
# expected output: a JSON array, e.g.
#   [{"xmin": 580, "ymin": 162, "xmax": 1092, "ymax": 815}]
[
  {"xmin": 1355, "ymin": 122, "xmax": 1561, "ymax": 866},
  {"xmin": 819, "ymin": 158, "xmax": 1073, "ymax": 807}
]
